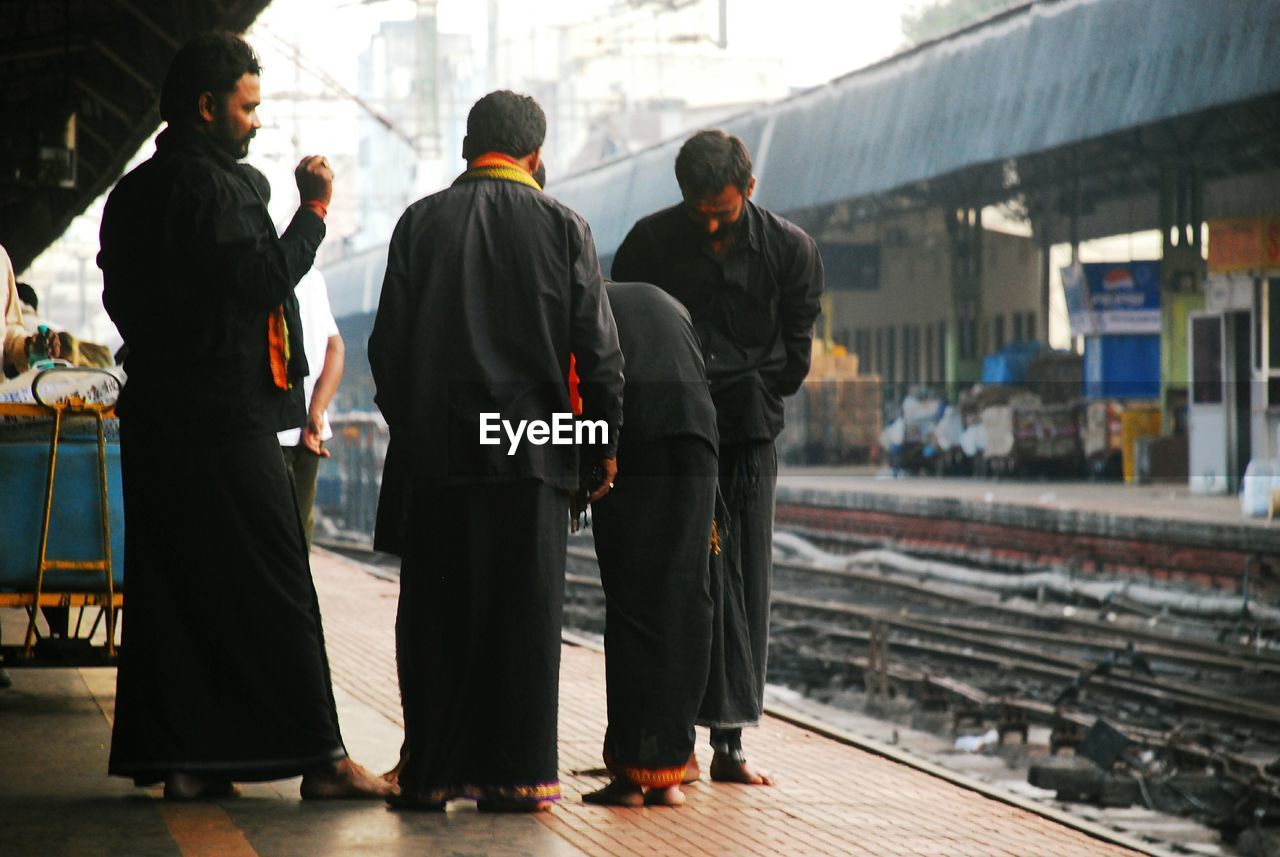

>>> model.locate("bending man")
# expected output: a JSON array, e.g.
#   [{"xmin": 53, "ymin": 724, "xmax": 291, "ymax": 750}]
[{"xmin": 584, "ymin": 281, "xmax": 717, "ymax": 808}]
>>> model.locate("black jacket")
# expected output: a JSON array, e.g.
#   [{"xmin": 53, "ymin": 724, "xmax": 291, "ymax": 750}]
[
  {"xmin": 612, "ymin": 200, "xmax": 823, "ymax": 443},
  {"xmin": 606, "ymin": 281, "xmax": 717, "ymax": 454},
  {"xmin": 368, "ymin": 174, "xmax": 624, "ymax": 491},
  {"xmin": 99, "ymin": 126, "xmax": 319, "ymax": 436}
]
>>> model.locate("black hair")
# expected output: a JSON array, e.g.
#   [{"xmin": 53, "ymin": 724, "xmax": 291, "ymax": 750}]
[
  {"xmin": 461, "ymin": 90, "xmax": 546, "ymax": 161},
  {"xmin": 15, "ymin": 282, "xmax": 37, "ymax": 312},
  {"xmin": 674, "ymin": 129, "xmax": 753, "ymax": 199},
  {"xmin": 159, "ymin": 32, "xmax": 262, "ymax": 125}
]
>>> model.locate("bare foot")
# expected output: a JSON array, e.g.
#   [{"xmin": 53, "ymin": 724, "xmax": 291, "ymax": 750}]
[
  {"xmin": 476, "ymin": 798, "xmax": 554, "ymax": 813},
  {"xmin": 682, "ymin": 751, "xmax": 700, "ymax": 785},
  {"xmin": 709, "ymin": 753, "xmax": 775, "ymax": 786},
  {"xmin": 582, "ymin": 779, "xmax": 644, "ymax": 807},
  {"xmin": 301, "ymin": 758, "xmax": 399, "ymax": 799},
  {"xmin": 381, "ymin": 757, "xmax": 404, "ymax": 789},
  {"xmin": 643, "ymin": 785, "xmax": 685, "ymax": 807},
  {"xmin": 164, "ymin": 772, "xmax": 241, "ymax": 801}
]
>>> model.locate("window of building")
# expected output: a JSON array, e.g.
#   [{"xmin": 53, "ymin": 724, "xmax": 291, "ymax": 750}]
[{"xmin": 993, "ymin": 314, "xmax": 1006, "ymax": 352}]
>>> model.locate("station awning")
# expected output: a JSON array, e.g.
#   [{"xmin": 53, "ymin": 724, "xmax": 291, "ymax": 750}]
[
  {"xmin": 0, "ymin": 0, "xmax": 274, "ymax": 273},
  {"xmin": 550, "ymin": 0, "xmax": 1280, "ymax": 254}
]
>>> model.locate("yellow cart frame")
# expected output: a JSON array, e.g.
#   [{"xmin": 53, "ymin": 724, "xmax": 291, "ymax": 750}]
[{"xmin": 0, "ymin": 395, "xmax": 120, "ymax": 664}]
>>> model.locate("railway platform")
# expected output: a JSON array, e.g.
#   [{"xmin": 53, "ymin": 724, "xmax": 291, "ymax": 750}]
[
  {"xmin": 0, "ymin": 549, "xmax": 1163, "ymax": 857},
  {"xmin": 775, "ymin": 470, "xmax": 1280, "ymax": 592}
]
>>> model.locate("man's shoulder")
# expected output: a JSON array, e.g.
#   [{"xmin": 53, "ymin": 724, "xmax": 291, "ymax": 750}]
[
  {"xmin": 113, "ymin": 146, "xmax": 233, "ymax": 205},
  {"xmin": 754, "ymin": 203, "xmax": 817, "ymax": 250},
  {"xmin": 627, "ymin": 204, "xmax": 684, "ymax": 235}
]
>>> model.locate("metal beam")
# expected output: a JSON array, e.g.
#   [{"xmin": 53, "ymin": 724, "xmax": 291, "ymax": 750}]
[
  {"xmin": 90, "ymin": 38, "xmax": 158, "ymax": 96},
  {"xmin": 73, "ymin": 77, "xmax": 132, "ymax": 125},
  {"xmin": 0, "ymin": 43, "xmax": 88, "ymax": 66},
  {"xmin": 74, "ymin": 116, "xmax": 111, "ymax": 152},
  {"xmin": 104, "ymin": 0, "xmax": 180, "ymax": 50}
]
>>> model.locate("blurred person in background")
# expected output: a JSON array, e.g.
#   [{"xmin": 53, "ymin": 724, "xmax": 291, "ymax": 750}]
[
  {"xmin": 276, "ymin": 266, "xmax": 343, "ymax": 549},
  {"xmin": 2, "ymin": 243, "xmax": 60, "ymax": 377}
]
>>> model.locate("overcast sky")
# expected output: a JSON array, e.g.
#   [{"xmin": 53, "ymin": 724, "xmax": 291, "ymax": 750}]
[{"xmin": 251, "ymin": 0, "xmax": 912, "ymax": 94}]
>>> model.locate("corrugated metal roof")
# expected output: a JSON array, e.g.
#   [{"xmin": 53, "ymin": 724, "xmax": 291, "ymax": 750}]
[{"xmin": 550, "ymin": 0, "xmax": 1280, "ymax": 256}]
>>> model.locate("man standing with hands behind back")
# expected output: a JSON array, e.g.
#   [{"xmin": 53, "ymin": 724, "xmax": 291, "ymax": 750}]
[
  {"xmin": 99, "ymin": 32, "xmax": 390, "ymax": 801},
  {"xmin": 612, "ymin": 129, "xmax": 823, "ymax": 786}
]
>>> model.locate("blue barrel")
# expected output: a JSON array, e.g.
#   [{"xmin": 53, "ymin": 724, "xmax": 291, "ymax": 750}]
[{"xmin": 0, "ymin": 429, "xmax": 126, "ymax": 592}]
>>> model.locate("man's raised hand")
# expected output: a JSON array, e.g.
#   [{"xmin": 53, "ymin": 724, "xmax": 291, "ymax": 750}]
[{"xmin": 296, "ymin": 155, "xmax": 334, "ymax": 207}]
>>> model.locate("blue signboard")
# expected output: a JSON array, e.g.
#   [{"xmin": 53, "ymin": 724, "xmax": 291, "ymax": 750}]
[{"xmin": 1062, "ymin": 261, "xmax": 1162, "ymax": 336}]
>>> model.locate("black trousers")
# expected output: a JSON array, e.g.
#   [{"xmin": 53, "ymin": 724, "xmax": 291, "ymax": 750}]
[
  {"xmin": 396, "ymin": 479, "xmax": 568, "ymax": 804},
  {"xmin": 110, "ymin": 422, "xmax": 346, "ymax": 782},
  {"xmin": 591, "ymin": 436, "xmax": 715, "ymax": 784},
  {"xmin": 706, "ymin": 440, "xmax": 776, "ymax": 750}
]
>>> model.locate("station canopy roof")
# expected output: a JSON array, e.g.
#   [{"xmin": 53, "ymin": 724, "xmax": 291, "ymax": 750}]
[
  {"xmin": 1, "ymin": 0, "xmax": 273, "ymax": 273},
  {"xmin": 550, "ymin": 0, "xmax": 1280, "ymax": 256}
]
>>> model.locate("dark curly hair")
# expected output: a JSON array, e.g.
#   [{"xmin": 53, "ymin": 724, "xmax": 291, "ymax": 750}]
[
  {"xmin": 675, "ymin": 129, "xmax": 753, "ymax": 199},
  {"xmin": 160, "ymin": 32, "xmax": 261, "ymax": 125},
  {"xmin": 461, "ymin": 90, "xmax": 546, "ymax": 161}
]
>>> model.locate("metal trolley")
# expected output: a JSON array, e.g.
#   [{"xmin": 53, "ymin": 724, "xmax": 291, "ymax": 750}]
[{"xmin": 0, "ymin": 367, "xmax": 123, "ymax": 667}]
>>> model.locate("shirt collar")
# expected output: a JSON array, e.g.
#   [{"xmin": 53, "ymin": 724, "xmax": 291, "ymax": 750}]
[{"xmin": 156, "ymin": 124, "xmax": 238, "ymax": 170}]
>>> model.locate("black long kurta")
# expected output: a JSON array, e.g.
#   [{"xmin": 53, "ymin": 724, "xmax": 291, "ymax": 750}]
[
  {"xmin": 612, "ymin": 201, "xmax": 823, "ymax": 726},
  {"xmin": 369, "ymin": 169, "xmax": 624, "ymax": 804},
  {"xmin": 98, "ymin": 127, "xmax": 346, "ymax": 781},
  {"xmin": 590, "ymin": 282, "xmax": 719, "ymax": 785}
]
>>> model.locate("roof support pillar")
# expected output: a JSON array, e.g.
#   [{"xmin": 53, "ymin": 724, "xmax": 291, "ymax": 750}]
[
  {"xmin": 1159, "ymin": 161, "xmax": 1206, "ymax": 432},
  {"xmin": 945, "ymin": 205, "xmax": 984, "ymax": 399}
]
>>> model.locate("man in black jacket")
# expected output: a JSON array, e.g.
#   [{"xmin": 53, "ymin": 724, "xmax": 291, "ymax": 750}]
[
  {"xmin": 612, "ymin": 129, "xmax": 824, "ymax": 785},
  {"xmin": 98, "ymin": 32, "xmax": 390, "ymax": 801},
  {"xmin": 369, "ymin": 90, "xmax": 623, "ymax": 812}
]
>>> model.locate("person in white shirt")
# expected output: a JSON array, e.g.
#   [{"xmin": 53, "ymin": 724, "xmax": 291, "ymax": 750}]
[{"xmin": 278, "ymin": 267, "xmax": 344, "ymax": 548}]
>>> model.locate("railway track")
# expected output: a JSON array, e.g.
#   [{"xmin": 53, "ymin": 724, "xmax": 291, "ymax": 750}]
[{"xmin": 565, "ymin": 548, "xmax": 1280, "ymax": 739}]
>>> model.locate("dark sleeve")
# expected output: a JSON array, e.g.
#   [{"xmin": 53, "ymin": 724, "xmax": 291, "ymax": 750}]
[
  {"xmin": 186, "ymin": 174, "xmax": 325, "ymax": 312},
  {"xmin": 568, "ymin": 218, "xmax": 625, "ymax": 458},
  {"xmin": 368, "ymin": 212, "xmax": 414, "ymax": 428},
  {"xmin": 609, "ymin": 222, "xmax": 652, "ymax": 283},
  {"xmin": 776, "ymin": 232, "xmax": 824, "ymax": 397}
]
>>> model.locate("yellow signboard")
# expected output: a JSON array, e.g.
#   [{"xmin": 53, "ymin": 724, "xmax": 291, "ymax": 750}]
[{"xmin": 1209, "ymin": 216, "xmax": 1280, "ymax": 272}]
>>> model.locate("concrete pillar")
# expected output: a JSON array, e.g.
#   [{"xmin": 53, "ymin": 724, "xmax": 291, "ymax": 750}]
[
  {"xmin": 1159, "ymin": 162, "xmax": 1205, "ymax": 434},
  {"xmin": 945, "ymin": 205, "xmax": 984, "ymax": 399}
]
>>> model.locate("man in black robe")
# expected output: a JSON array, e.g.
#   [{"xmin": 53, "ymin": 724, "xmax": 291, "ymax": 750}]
[
  {"xmin": 98, "ymin": 32, "xmax": 391, "ymax": 801},
  {"xmin": 582, "ymin": 281, "xmax": 718, "ymax": 808},
  {"xmin": 369, "ymin": 90, "xmax": 624, "ymax": 812},
  {"xmin": 612, "ymin": 129, "xmax": 824, "ymax": 785}
]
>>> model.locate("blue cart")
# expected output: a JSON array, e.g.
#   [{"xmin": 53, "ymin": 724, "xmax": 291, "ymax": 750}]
[{"xmin": 0, "ymin": 367, "xmax": 124, "ymax": 667}]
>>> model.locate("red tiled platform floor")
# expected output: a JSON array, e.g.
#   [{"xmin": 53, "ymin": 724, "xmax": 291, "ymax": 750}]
[{"xmin": 313, "ymin": 551, "xmax": 1146, "ymax": 857}]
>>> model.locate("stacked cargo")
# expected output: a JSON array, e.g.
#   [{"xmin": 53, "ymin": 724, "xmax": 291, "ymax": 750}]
[{"xmin": 778, "ymin": 342, "xmax": 882, "ymax": 464}]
